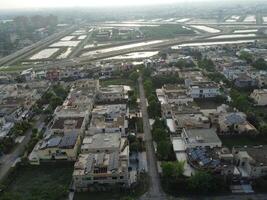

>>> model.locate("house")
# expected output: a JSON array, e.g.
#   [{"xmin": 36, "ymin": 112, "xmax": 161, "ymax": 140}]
[
  {"xmin": 29, "ymin": 132, "xmax": 81, "ymax": 164},
  {"xmin": 250, "ymin": 89, "xmax": 267, "ymax": 106},
  {"xmin": 50, "ymin": 116, "xmax": 87, "ymax": 136},
  {"xmin": 89, "ymin": 104, "xmax": 128, "ymax": 136},
  {"xmin": 46, "ymin": 69, "xmax": 60, "ymax": 81},
  {"xmin": 232, "ymin": 146, "xmax": 267, "ymax": 178},
  {"xmin": 218, "ymin": 112, "xmax": 257, "ymax": 135},
  {"xmin": 234, "ymin": 73, "xmax": 256, "ymax": 88},
  {"xmin": 73, "ymin": 133, "xmax": 131, "ymax": 191},
  {"xmin": 186, "ymin": 147, "xmax": 234, "ymax": 175},
  {"xmin": 179, "ymin": 70, "xmax": 207, "ymax": 88},
  {"xmin": 81, "ymin": 132, "xmax": 123, "ymax": 153},
  {"xmin": 158, "ymin": 84, "xmax": 193, "ymax": 105},
  {"xmin": 97, "ymin": 85, "xmax": 130, "ymax": 103},
  {"xmin": 188, "ymin": 82, "xmax": 220, "ymax": 99}
]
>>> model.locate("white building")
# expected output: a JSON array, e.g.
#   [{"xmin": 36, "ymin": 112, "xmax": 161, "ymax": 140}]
[{"xmin": 188, "ymin": 82, "xmax": 220, "ymax": 98}]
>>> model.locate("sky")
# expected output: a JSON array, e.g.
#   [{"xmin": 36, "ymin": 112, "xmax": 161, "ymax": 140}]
[
  {"xmin": 0, "ymin": 0, "xmax": 214, "ymax": 9},
  {"xmin": 0, "ymin": 0, "xmax": 258, "ymax": 9}
]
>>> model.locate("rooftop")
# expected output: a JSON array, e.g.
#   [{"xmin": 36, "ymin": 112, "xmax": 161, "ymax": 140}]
[
  {"xmin": 51, "ymin": 117, "xmax": 85, "ymax": 130},
  {"xmin": 183, "ymin": 128, "xmax": 222, "ymax": 146},
  {"xmin": 81, "ymin": 133, "xmax": 121, "ymax": 151}
]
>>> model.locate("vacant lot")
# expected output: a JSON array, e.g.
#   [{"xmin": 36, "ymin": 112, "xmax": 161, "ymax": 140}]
[{"xmin": 0, "ymin": 162, "xmax": 74, "ymax": 200}]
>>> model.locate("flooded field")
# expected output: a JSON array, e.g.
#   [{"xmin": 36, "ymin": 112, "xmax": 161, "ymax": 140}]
[
  {"xmin": 50, "ymin": 40, "xmax": 80, "ymax": 47},
  {"xmin": 191, "ymin": 25, "xmax": 220, "ymax": 33},
  {"xmin": 105, "ymin": 51, "xmax": 158, "ymax": 60},
  {"xmin": 102, "ymin": 23, "xmax": 159, "ymax": 27},
  {"xmin": 30, "ymin": 48, "xmax": 59, "ymax": 60},
  {"xmin": 71, "ymin": 29, "xmax": 87, "ymax": 35},
  {"xmin": 176, "ymin": 18, "xmax": 191, "ymax": 23},
  {"xmin": 57, "ymin": 48, "xmax": 72, "ymax": 59},
  {"xmin": 233, "ymin": 29, "xmax": 258, "ymax": 33},
  {"xmin": 172, "ymin": 40, "xmax": 255, "ymax": 49},
  {"xmin": 81, "ymin": 40, "xmax": 164, "ymax": 57},
  {"xmin": 78, "ymin": 35, "xmax": 87, "ymax": 40},
  {"xmin": 225, "ymin": 15, "xmax": 240, "ymax": 23},
  {"xmin": 210, "ymin": 33, "xmax": 256, "ymax": 39},
  {"xmin": 84, "ymin": 43, "xmax": 112, "ymax": 49},
  {"xmin": 243, "ymin": 15, "xmax": 256, "ymax": 23},
  {"xmin": 60, "ymin": 36, "xmax": 76, "ymax": 41}
]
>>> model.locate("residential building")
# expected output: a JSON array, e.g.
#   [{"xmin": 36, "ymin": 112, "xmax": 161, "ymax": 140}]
[
  {"xmin": 97, "ymin": 85, "xmax": 130, "ymax": 103},
  {"xmin": 181, "ymin": 128, "xmax": 222, "ymax": 149},
  {"xmin": 218, "ymin": 112, "xmax": 257, "ymax": 135},
  {"xmin": 73, "ymin": 133, "xmax": 130, "ymax": 190},
  {"xmin": 233, "ymin": 146, "xmax": 267, "ymax": 178},
  {"xmin": 250, "ymin": 89, "xmax": 267, "ymax": 106},
  {"xmin": 188, "ymin": 82, "xmax": 220, "ymax": 99},
  {"xmin": 89, "ymin": 104, "xmax": 128, "ymax": 136},
  {"xmin": 29, "ymin": 132, "xmax": 81, "ymax": 164}
]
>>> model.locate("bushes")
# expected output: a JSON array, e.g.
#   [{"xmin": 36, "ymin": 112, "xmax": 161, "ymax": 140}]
[{"xmin": 161, "ymin": 169, "xmax": 228, "ymax": 196}]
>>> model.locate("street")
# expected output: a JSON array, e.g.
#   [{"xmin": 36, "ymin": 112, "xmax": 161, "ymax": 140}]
[
  {"xmin": 0, "ymin": 115, "xmax": 45, "ymax": 182},
  {"xmin": 138, "ymin": 76, "xmax": 166, "ymax": 200}
]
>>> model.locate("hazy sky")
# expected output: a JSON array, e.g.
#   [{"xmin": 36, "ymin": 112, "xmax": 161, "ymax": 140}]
[{"xmin": 0, "ymin": 0, "xmax": 213, "ymax": 9}]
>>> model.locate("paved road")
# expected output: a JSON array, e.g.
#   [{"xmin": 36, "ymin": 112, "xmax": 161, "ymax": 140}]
[
  {"xmin": 0, "ymin": 115, "xmax": 45, "ymax": 182},
  {"xmin": 138, "ymin": 76, "xmax": 166, "ymax": 200}
]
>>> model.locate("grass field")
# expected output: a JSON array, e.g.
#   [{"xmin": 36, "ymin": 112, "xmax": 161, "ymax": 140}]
[{"xmin": 0, "ymin": 162, "xmax": 74, "ymax": 200}]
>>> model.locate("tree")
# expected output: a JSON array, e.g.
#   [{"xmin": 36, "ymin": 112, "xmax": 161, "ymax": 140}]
[
  {"xmin": 252, "ymin": 58, "xmax": 267, "ymax": 70},
  {"xmin": 147, "ymin": 100, "xmax": 161, "ymax": 118},
  {"xmin": 162, "ymin": 161, "xmax": 185, "ymax": 178},
  {"xmin": 144, "ymin": 79, "xmax": 153, "ymax": 95},
  {"xmin": 129, "ymin": 71, "xmax": 139, "ymax": 81},
  {"xmin": 259, "ymin": 125, "xmax": 267, "ymax": 135},
  {"xmin": 157, "ymin": 140, "xmax": 173, "ymax": 161},
  {"xmin": 50, "ymin": 96, "xmax": 63, "ymax": 109},
  {"xmin": 152, "ymin": 128, "xmax": 167, "ymax": 142},
  {"xmin": 239, "ymin": 51, "xmax": 253, "ymax": 64}
]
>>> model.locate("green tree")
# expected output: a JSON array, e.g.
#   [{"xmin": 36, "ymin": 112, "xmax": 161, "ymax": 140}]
[
  {"xmin": 129, "ymin": 71, "xmax": 139, "ymax": 81},
  {"xmin": 152, "ymin": 128, "xmax": 167, "ymax": 142},
  {"xmin": 157, "ymin": 140, "xmax": 173, "ymax": 161}
]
